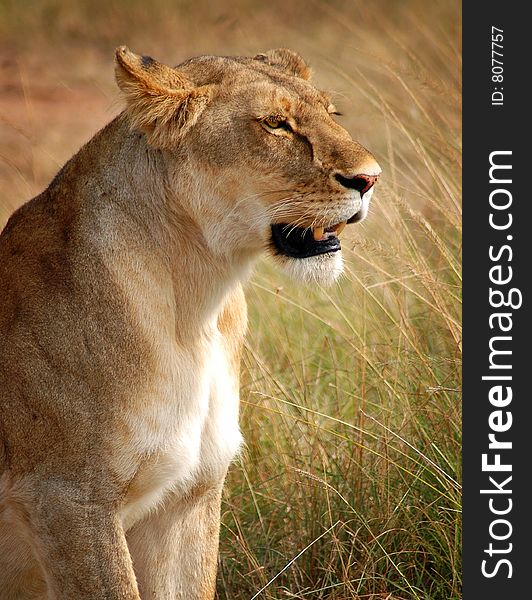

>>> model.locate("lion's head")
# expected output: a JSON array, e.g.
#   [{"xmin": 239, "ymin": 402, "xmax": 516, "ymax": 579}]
[{"xmin": 115, "ymin": 47, "xmax": 380, "ymax": 285}]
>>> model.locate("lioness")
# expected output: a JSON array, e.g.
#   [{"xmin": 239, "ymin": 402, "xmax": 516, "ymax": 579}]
[{"xmin": 0, "ymin": 47, "xmax": 380, "ymax": 599}]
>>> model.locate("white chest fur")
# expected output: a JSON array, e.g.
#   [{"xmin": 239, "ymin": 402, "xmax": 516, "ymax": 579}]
[{"xmin": 119, "ymin": 330, "xmax": 242, "ymax": 530}]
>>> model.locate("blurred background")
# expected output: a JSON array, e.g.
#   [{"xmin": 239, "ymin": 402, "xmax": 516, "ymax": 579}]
[{"xmin": 0, "ymin": 1, "xmax": 461, "ymax": 598}]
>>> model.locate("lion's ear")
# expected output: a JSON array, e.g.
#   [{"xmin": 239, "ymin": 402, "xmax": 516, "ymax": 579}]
[
  {"xmin": 115, "ymin": 46, "xmax": 211, "ymax": 148},
  {"xmin": 254, "ymin": 49, "xmax": 311, "ymax": 80}
]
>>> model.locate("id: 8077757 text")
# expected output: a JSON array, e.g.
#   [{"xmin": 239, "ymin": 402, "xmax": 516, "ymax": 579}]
[{"xmin": 491, "ymin": 26, "xmax": 504, "ymax": 106}]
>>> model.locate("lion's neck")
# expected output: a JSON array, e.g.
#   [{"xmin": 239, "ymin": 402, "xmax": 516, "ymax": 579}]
[{"xmin": 67, "ymin": 117, "xmax": 256, "ymax": 340}]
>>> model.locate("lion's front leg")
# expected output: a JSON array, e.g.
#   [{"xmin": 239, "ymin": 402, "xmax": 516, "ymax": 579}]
[
  {"xmin": 18, "ymin": 482, "xmax": 141, "ymax": 600},
  {"xmin": 126, "ymin": 482, "xmax": 224, "ymax": 600}
]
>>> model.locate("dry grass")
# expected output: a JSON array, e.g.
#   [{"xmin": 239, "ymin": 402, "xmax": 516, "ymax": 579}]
[{"xmin": 0, "ymin": 1, "xmax": 461, "ymax": 598}]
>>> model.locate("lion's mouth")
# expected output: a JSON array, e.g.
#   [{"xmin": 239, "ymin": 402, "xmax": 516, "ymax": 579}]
[{"xmin": 270, "ymin": 220, "xmax": 348, "ymax": 259}]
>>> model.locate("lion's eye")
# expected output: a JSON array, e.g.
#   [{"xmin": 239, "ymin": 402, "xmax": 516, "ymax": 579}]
[
  {"xmin": 264, "ymin": 117, "xmax": 280, "ymax": 128},
  {"xmin": 262, "ymin": 117, "xmax": 292, "ymax": 132}
]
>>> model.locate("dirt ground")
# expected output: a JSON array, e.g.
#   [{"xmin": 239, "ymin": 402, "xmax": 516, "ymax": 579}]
[{"xmin": 0, "ymin": 50, "xmax": 114, "ymax": 222}]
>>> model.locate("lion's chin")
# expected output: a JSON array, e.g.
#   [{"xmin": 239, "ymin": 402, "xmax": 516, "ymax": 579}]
[{"xmin": 275, "ymin": 251, "xmax": 344, "ymax": 286}]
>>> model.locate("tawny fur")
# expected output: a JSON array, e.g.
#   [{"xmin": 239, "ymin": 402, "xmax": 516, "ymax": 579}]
[{"xmin": 0, "ymin": 47, "xmax": 380, "ymax": 599}]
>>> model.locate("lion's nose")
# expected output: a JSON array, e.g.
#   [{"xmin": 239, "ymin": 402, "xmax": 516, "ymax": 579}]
[{"xmin": 334, "ymin": 172, "xmax": 379, "ymax": 197}]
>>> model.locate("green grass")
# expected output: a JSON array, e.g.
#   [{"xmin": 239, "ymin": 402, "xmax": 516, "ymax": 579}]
[
  {"xmin": 0, "ymin": 1, "xmax": 461, "ymax": 597},
  {"xmin": 218, "ymin": 14, "xmax": 462, "ymax": 591},
  {"xmin": 218, "ymin": 195, "xmax": 461, "ymax": 599}
]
